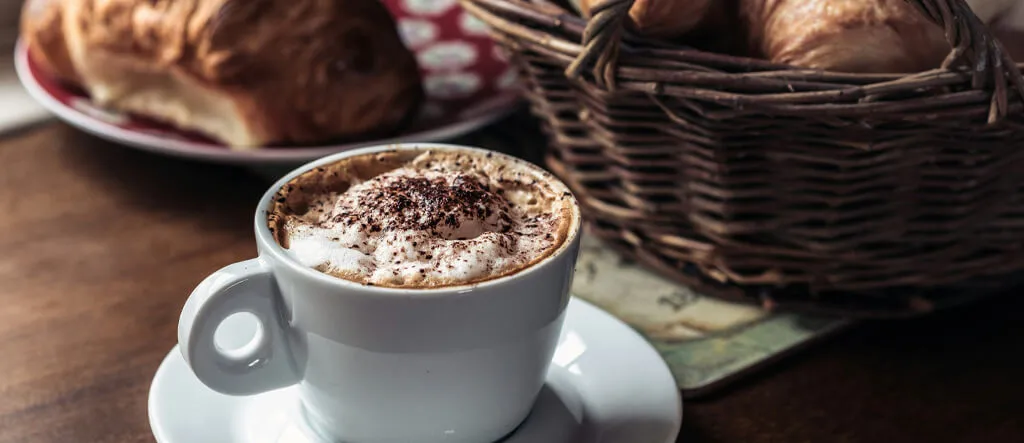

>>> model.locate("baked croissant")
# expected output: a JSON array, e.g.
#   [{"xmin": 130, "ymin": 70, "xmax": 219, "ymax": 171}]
[
  {"xmin": 20, "ymin": 0, "xmax": 424, "ymax": 148},
  {"xmin": 741, "ymin": 0, "xmax": 950, "ymax": 73}
]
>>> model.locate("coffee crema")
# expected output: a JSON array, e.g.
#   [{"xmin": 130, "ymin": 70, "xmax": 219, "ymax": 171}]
[{"xmin": 267, "ymin": 148, "xmax": 577, "ymax": 288}]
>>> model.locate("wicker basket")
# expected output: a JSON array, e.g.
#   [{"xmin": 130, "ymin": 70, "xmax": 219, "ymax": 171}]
[{"xmin": 461, "ymin": 0, "xmax": 1024, "ymax": 317}]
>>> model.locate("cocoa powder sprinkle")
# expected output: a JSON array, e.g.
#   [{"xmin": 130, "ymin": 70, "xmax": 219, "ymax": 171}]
[{"xmin": 326, "ymin": 173, "xmax": 513, "ymax": 234}]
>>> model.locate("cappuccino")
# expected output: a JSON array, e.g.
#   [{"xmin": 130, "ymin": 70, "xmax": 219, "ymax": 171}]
[{"xmin": 267, "ymin": 148, "xmax": 576, "ymax": 288}]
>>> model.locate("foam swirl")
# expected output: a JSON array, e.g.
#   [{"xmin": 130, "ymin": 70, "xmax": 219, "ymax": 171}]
[{"xmin": 271, "ymin": 150, "xmax": 575, "ymax": 288}]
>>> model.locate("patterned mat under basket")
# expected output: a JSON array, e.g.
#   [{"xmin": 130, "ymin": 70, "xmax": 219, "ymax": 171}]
[{"xmin": 461, "ymin": 0, "xmax": 1024, "ymax": 317}]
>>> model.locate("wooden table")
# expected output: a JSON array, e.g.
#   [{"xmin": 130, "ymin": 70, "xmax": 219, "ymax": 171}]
[{"xmin": 2, "ymin": 118, "xmax": 1024, "ymax": 443}]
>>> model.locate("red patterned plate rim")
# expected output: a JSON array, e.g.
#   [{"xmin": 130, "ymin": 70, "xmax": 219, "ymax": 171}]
[{"xmin": 13, "ymin": 40, "xmax": 520, "ymax": 165}]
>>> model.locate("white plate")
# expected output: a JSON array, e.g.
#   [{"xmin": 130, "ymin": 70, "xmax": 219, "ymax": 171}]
[
  {"xmin": 149, "ymin": 297, "xmax": 682, "ymax": 443},
  {"xmin": 14, "ymin": 40, "xmax": 519, "ymax": 165}
]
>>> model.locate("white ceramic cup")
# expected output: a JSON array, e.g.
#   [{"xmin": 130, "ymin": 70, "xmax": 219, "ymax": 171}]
[{"xmin": 177, "ymin": 144, "xmax": 582, "ymax": 443}]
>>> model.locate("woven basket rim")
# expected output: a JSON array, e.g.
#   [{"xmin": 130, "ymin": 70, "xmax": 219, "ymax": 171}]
[{"xmin": 462, "ymin": 0, "xmax": 1024, "ymax": 123}]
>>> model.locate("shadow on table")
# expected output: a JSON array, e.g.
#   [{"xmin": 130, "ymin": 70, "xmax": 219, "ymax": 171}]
[
  {"xmin": 53, "ymin": 125, "xmax": 267, "ymax": 231},
  {"xmin": 676, "ymin": 289, "xmax": 1024, "ymax": 442}
]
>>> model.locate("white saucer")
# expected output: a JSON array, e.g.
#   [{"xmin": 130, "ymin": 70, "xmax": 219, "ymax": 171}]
[{"xmin": 149, "ymin": 297, "xmax": 682, "ymax": 443}]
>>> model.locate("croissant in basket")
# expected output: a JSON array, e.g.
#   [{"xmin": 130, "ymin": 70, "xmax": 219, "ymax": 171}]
[
  {"xmin": 578, "ymin": 0, "xmax": 717, "ymax": 39},
  {"xmin": 20, "ymin": 0, "xmax": 424, "ymax": 148},
  {"xmin": 741, "ymin": 0, "xmax": 951, "ymax": 73}
]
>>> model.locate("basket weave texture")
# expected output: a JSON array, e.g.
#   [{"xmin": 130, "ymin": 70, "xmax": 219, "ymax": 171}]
[{"xmin": 461, "ymin": 0, "xmax": 1024, "ymax": 317}]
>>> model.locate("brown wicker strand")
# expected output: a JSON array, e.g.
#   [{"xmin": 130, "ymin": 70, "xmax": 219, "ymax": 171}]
[
  {"xmin": 908, "ymin": 0, "xmax": 1023, "ymax": 122},
  {"xmin": 564, "ymin": 0, "xmax": 631, "ymax": 85}
]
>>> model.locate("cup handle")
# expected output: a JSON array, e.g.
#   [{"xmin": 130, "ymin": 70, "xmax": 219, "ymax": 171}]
[{"xmin": 177, "ymin": 258, "xmax": 300, "ymax": 395}]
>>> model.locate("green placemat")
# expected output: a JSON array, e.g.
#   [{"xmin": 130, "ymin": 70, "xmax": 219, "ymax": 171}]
[{"xmin": 571, "ymin": 232, "xmax": 853, "ymax": 398}]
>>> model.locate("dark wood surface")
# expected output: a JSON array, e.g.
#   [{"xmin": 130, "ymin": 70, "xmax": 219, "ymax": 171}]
[{"xmin": 2, "ymin": 118, "xmax": 1024, "ymax": 443}]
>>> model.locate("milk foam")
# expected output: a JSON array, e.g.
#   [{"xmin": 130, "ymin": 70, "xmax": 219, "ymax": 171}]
[{"xmin": 274, "ymin": 150, "xmax": 574, "ymax": 287}]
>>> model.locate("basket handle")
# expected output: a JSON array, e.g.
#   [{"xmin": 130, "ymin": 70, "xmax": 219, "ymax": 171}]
[
  {"xmin": 564, "ymin": 0, "xmax": 633, "ymax": 90},
  {"xmin": 907, "ymin": 0, "xmax": 1024, "ymax": 122},
  {"xmin": 565, "ymin": 0, "xmax": 1024, "ymax": 121}
]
